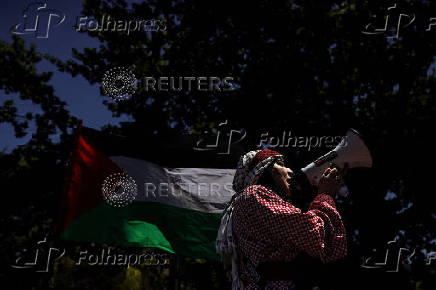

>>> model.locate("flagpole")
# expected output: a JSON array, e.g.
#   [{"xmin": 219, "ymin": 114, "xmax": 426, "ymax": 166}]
[{"xmin": 54, "ymin": 119, "xmax": 83, "ymax": 234}]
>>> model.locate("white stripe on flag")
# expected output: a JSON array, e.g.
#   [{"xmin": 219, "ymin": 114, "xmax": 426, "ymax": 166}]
[{"xmin": 110, "ymin": 156, "xmax": 236, "ymax": 213}]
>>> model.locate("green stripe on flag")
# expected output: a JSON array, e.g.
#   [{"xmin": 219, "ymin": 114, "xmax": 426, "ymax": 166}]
[{"xmin": 60, "ymin": 201, "xmax": 222, "ymax": 260}]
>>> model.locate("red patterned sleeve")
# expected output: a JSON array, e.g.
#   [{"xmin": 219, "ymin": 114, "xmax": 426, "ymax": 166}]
[{"xmin": 243, "ymin": 185, "xmax": 347, "ymax": 263}]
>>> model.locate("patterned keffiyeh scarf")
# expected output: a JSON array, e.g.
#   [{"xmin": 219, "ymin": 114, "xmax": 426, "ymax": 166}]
[{"xmin": 216, "ymin": 148, "xmax": 283, "ymax": 289}]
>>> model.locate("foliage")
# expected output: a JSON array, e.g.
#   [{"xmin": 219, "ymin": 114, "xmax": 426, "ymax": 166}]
[{"xmin": 1, "ymin": 0, "xmax": 436, "ymax": 289}]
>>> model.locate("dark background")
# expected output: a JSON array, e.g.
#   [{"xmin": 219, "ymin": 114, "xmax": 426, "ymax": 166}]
[{"xmin": 1, "ymin": 0, "xmax": 435, "ymax": 289}]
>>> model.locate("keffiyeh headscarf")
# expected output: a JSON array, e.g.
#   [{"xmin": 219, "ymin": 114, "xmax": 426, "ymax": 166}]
[{"xmin": 216, "ymin": 148, "xmax": 284, "ymax": 289}]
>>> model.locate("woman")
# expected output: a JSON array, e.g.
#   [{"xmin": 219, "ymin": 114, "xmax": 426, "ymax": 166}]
[{"xmin": 216, "ymin": 148, "xmax": 347, "ymax": 289}]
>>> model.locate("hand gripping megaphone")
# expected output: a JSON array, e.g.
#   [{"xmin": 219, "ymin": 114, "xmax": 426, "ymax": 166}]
[{"xmin": 300, "ymin": 129, "xmax": 373, "ymax": 197}]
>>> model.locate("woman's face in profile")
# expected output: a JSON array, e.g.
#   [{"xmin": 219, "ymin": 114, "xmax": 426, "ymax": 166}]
[{"xmin": 271, "ymin": 160, "xmax": 294, "ymax": 197}]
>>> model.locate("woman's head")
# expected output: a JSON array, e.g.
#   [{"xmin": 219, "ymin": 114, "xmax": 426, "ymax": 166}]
[
  {"xmin": 256, "ymin": 158, "xmax": 294, "ymax": 197},
  {"xmin": 232, "ymin": 148, "xmax": 311, "ymax": 207},
  {"xmin": 232, "ymin": 148, "xmax": 284, "ymax": 193}
]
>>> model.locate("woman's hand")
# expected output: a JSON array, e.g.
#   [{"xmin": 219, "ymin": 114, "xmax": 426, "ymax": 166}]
[{"xmin": 317, "ymin": 163, "xmax": 348, "ymax": 197}]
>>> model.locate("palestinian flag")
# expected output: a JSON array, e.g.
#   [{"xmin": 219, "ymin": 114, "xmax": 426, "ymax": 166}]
[{"xmin": 56, "ymin": 124, "xmax": 244, "ymax": 260}]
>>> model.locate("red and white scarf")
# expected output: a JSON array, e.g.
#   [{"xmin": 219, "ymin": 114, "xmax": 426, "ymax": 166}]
[{"xmin": 216, "ymin": 149, "xmax": 283, "ymax": 289}]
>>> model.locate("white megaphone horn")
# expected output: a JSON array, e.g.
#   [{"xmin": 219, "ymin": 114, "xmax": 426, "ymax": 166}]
[{"xmin": 301, "ymin": 128, "xmax": 373, "ymax": 197}]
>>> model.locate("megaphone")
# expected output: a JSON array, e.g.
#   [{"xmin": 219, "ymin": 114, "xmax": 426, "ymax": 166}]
[{"xmin": 301, "ymin": 128, "xmax": 373, "ymax": 197}]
